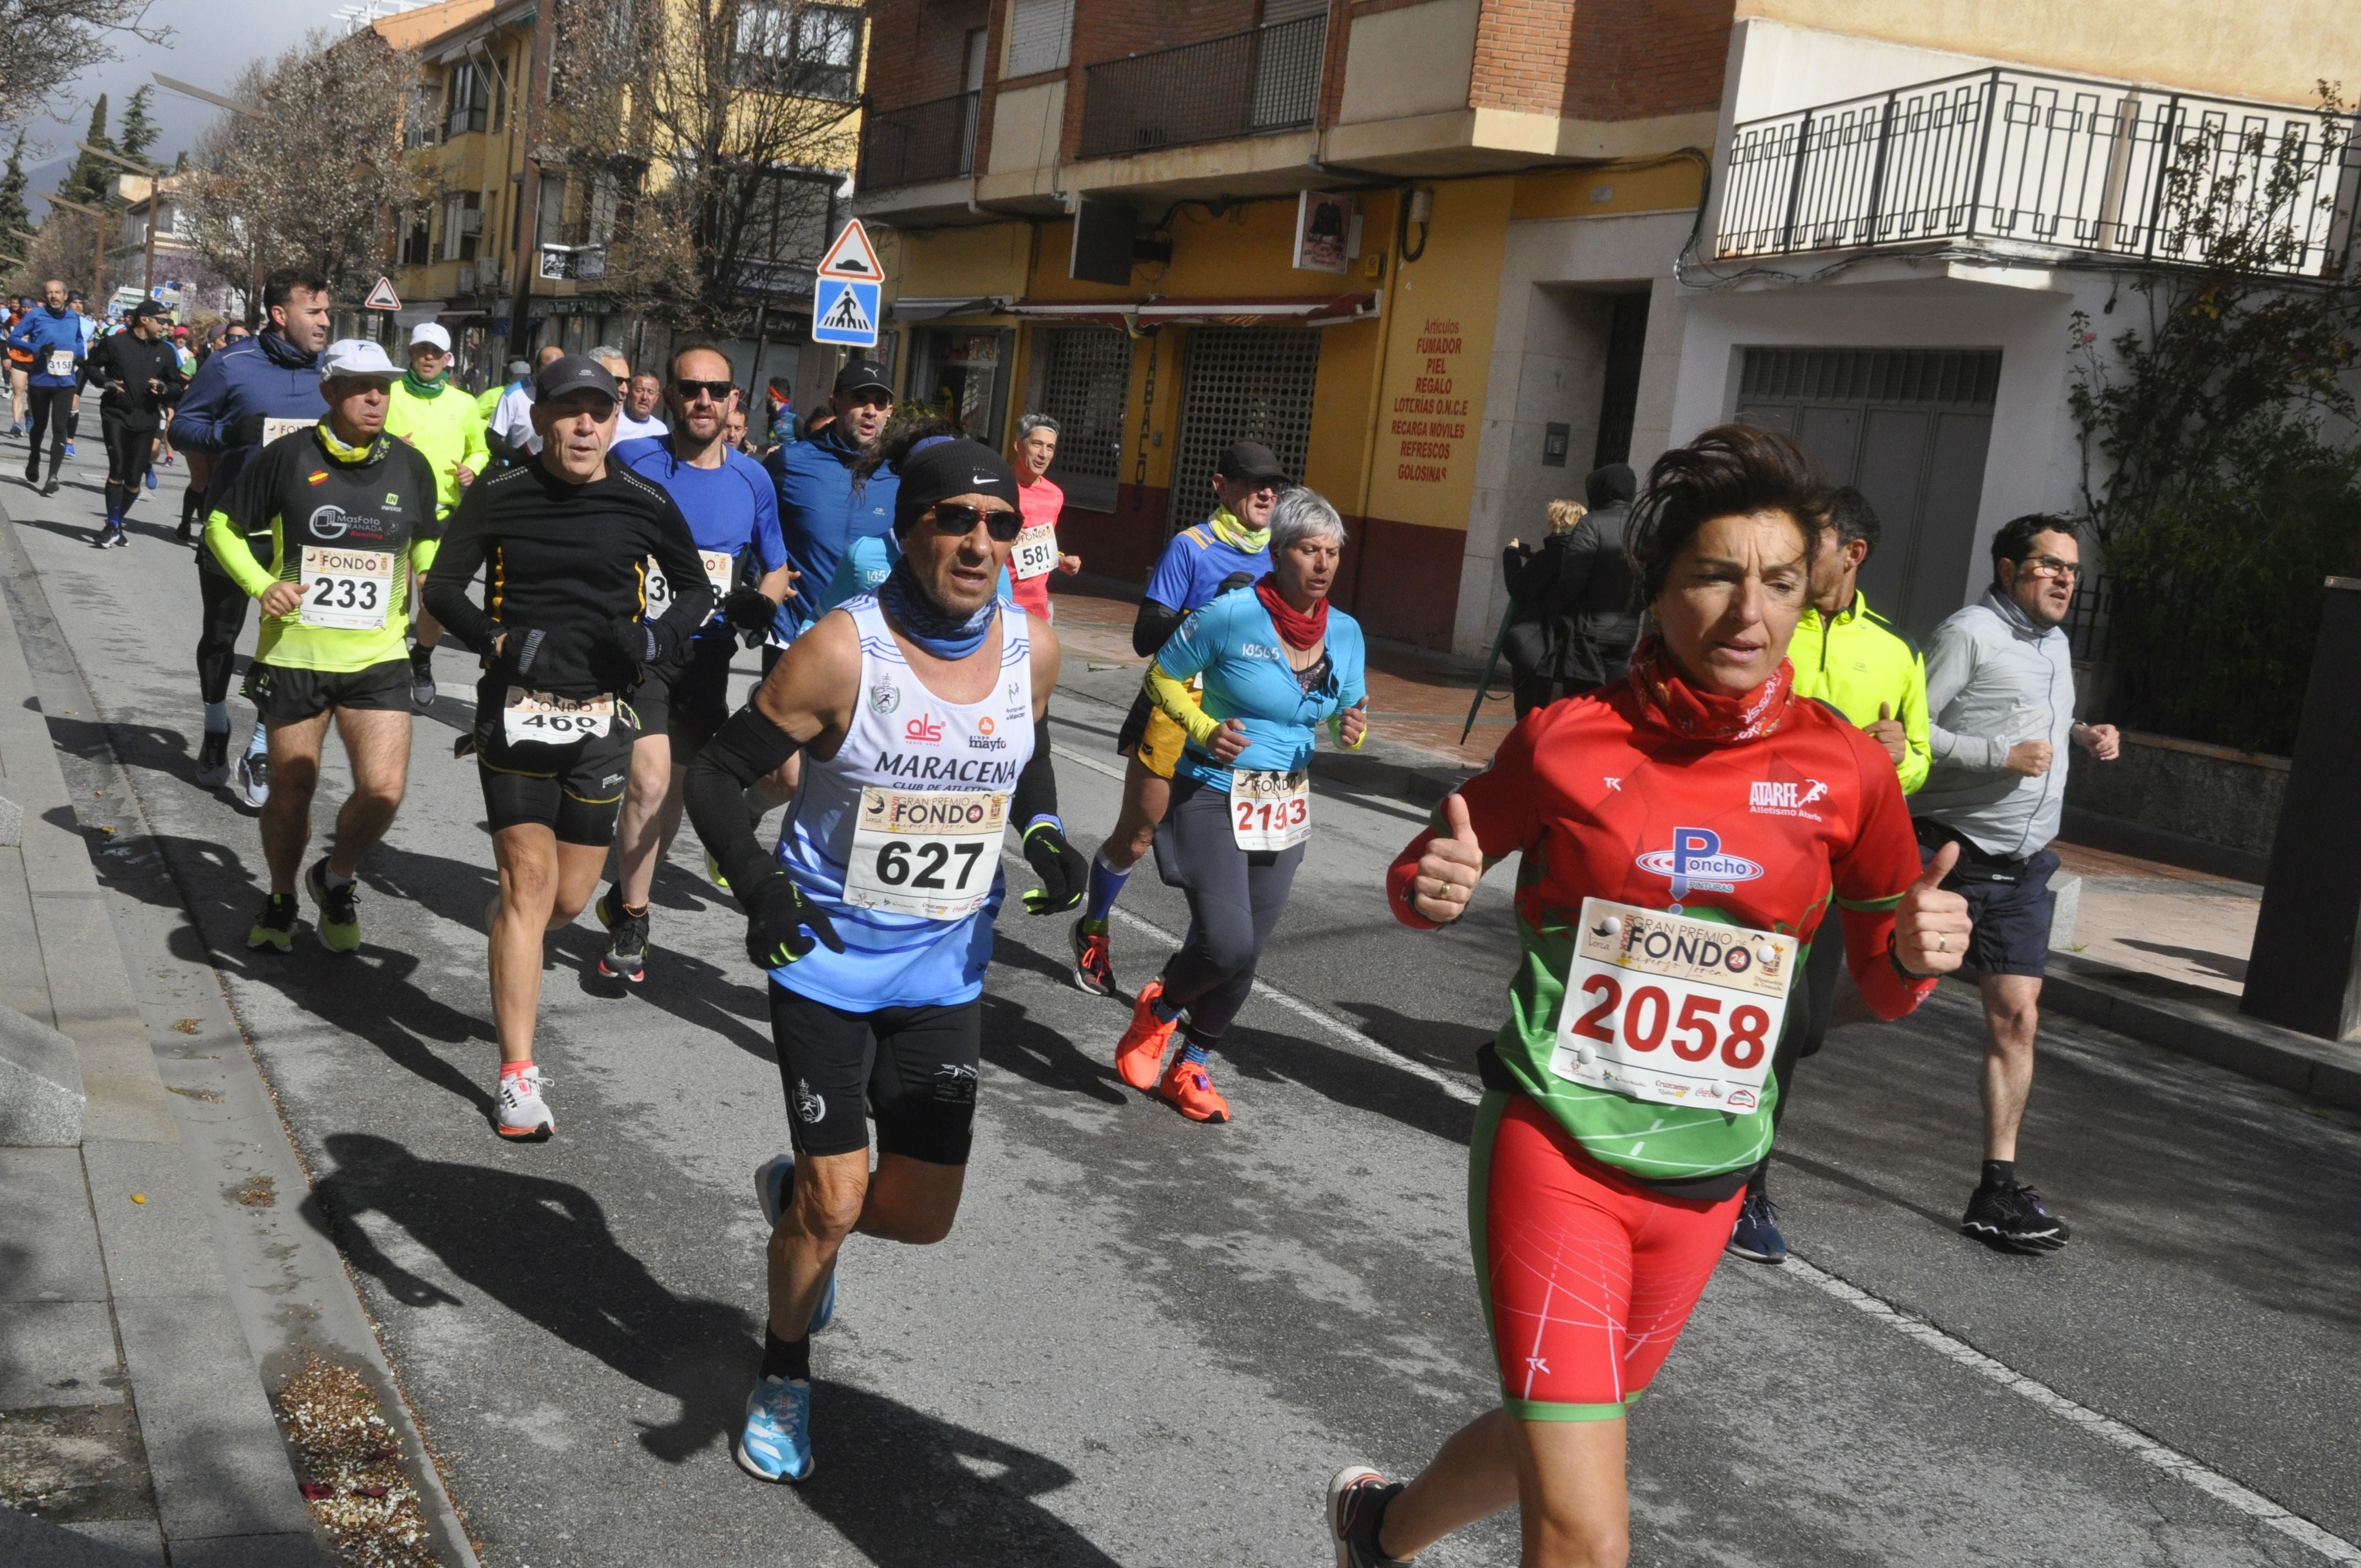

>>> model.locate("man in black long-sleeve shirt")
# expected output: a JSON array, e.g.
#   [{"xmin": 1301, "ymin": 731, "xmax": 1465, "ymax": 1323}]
[
  {"xmin": 86, "ymin": 300, "xmax": 186, "ymax": 546},
  {"xmin": 423, "ymin": 355, "xmax": 710, "ymax": 1141}
]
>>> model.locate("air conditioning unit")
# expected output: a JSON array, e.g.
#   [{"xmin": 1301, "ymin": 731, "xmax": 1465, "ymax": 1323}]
[
  {"xmin": 457, "ymin": 267, "xmax": 476, "ymax": 293},
  {"xmin": 459, "ymin": 208, "xmax": 483, "ymax": 235}
]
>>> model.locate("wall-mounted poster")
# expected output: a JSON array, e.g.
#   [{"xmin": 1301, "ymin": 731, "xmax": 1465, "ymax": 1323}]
[{"xmin": 1293, "ymin": 191, "xmax": 1354, "ymax": 273}]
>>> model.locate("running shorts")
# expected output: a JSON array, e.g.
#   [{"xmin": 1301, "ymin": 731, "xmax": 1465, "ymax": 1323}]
[
  {"xmin": 768, "ymin": 983, "xmax": 980, "ymax": 1165},
  {"xmin": 1116, "ymin": 688, "xmax": 1186, "ymax": 781},
  {"xmin": 629, "ymin": 638, "xmax": 737, "ymax": 760},
  {"xmin": 471, "ymin": 677, "xmax": 638, "ymax": 845},
  {"xmin": 244, "ymin": 658, "xmax": 411, "ymax": 726},
  {"xmin": 1917, "ymin": 827, "xmax": 2059, "ymax": 979},
  {"xmin": 1472, "ymin": 1091, "xmax": 1744, "ymax": 1420}
]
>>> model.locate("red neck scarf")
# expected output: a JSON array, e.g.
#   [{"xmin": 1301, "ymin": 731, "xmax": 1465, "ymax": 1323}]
[
  {"xmin": 1626, "ymin": 636, "xmax": 1793, "ymax": 743},
  {"xmin": 1255, "ymin": 575, "xmax": 1329, "ymax": 651}
]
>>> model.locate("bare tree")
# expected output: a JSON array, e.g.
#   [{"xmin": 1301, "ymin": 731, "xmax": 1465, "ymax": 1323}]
[
  {"xmin": 179, "ymin": 26, "xmax": 420, "ymax": 317},
  {"xmin": 540, "ymin": 0, "xmax": 861, "ymax": 336},
  {"xmin": 0, "ymin": 0, "xmax": 164, "ymax": 123}
]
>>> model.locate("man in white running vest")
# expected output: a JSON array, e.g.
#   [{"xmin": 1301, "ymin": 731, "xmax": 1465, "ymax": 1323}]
[{"xmin": 684, "ymin": 435, "xmax": 1059, "ymax": 1486}]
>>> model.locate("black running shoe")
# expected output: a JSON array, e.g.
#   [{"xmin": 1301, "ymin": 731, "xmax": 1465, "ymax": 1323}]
[
  {"xmin": 196, "ymin": 729, "xmax": 231, "ymax": 787},
  {"xmin": 409, "ymin": 645, "xmax": 437, "ymax": 709},
  {"xmin": 595, "ymin": 885, "xmax": 649, "ymax": 982},
  {"xmin": 1961, "ymin": 1180, "xmax": 2071, "ymax": 1253},
  {"xmin": 1327, "ymin": 1466, "xmax": 1411, "ymax": 1568}
]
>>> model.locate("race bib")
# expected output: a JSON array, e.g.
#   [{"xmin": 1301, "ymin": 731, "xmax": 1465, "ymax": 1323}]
[
  {"xmin": 1011, "ymin": 523, "xmax": 1058, "ymax": 581},
  {"xmin": 262, "ymin": 417, "xmax": 312, "ymax": 446},
  {"xmin": 297, "ymin": 547, "xmax": 395, "ymax": 629},
  {"xmin": 844, "ymin": 786, "xmax": 1008, "ymax": 919},
  {"xmin": 44, "ymin": 349, "xmax": 74, "ymax": 378},
  {"xmin": 644, "ymin": 555, "xmax": 674, "ymax": 617},
  {"xmin": 1230, "ymin": 769, "xmax": 1310, "ymax": 852},
  {"xmin": 1548, "ymin": 897, "xmax": 1796, "ymax": 1112},
  {"xmin": 502, "ymin": 689, "xmax": 614, "ymax": 747}
]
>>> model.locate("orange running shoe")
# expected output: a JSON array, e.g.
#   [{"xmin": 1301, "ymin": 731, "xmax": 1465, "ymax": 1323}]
[
  {"xmin": 1158, "ymin": 1053, "xmax": 1231, "ymax": 1123},
  {"xmin": 1114, "ymin": 978, "xmax": 1178, "ymax": 1090}
]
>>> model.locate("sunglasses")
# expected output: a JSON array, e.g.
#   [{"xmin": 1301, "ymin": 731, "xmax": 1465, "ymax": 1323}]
[
  {"xmin": 927, "ymin": 502, "xmax": 1022, "ymax": 542},
  {"xmin": 672, "ymin": 378, "xmax": 736, "ymax": 402}
]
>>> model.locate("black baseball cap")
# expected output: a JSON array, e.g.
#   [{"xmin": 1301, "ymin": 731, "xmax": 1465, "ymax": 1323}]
[
  {"xmin": 1215, "ymin": 439, "xmax": 1287, "ymax": 487},
  {"xmin": 834, "ymin": 358, "xmax": 893, "ymax": 398},
  {"xmin": 535, "ymin": 353, "xmax": 618, "ymax": 405},
  {"xmin": 129, "ymin": 298, "xmax": 169, "ymax": 321}
]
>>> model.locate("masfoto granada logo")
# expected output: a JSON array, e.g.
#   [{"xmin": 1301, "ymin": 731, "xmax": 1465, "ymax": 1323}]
[{"xmin": 1634, "ymin": 826, "xmax": 1763, "ymax": 899}]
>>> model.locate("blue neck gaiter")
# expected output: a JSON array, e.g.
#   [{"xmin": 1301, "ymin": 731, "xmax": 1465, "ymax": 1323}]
[{"xmin": 878, "ymin": 556, "xmax": 996, "ymax": 660}]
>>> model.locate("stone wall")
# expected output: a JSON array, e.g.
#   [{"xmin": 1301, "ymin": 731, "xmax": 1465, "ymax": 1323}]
[{"xmin": 2064, "ymin": 730, "xmax": 2288, "ymax": 863}]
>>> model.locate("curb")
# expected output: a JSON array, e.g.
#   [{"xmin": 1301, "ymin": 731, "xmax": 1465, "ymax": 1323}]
[
  {"xmin": 2038, "ymin": 952, "xmax": 2361, "ymax": 1112},
  {"xmin": 0, "ymin": 998, "xmax": 84, "ymax": 1145}
]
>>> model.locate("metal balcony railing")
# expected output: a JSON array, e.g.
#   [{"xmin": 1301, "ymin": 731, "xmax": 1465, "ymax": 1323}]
[
  {"xmin": 1077, "ymin": 14, "xmax": 1325, "ymax": 161},
  {"xmin": 861, "ymin": 90, "xmax": 980, "ymax": 190},
  {"xmin": 1718, "ymin": 67, "xmax": 2360, "ymax": 277}
]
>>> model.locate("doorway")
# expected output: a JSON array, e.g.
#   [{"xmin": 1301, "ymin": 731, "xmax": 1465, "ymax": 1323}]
[{"xmin": 1167, "ymin": 326, "xmax": 1320, "ymax": 533}]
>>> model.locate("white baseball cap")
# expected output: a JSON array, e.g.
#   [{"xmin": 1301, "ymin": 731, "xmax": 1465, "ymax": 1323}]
[
  {"xmin": 319, "ymin": 338, "xmax": 400, "ymax": 382},
  {"xmin": 409, "ymin": 321, "xmax": 452, "ymax": 352}
]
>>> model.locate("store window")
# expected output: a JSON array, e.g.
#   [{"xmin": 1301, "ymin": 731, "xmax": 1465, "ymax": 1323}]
[{"xmin": 910, "ymin": 329, "xmax": 1011, "ymax": 448}]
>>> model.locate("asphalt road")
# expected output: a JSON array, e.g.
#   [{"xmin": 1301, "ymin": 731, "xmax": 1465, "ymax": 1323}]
[{"xmin": 7, "ymin": 428, "xmax": 2358, "ymax": 1568}]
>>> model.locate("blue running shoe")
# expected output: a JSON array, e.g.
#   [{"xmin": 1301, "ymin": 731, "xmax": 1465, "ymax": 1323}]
[
  {"xmin": 755, "ymin": 1152, "xmax": 834, "ymax": 1331},
  {"xmin": 734, "ymin": 1375, "xmax": 814, "ymax": 1484},
  {"xmin": 1726, "ymin": 1187, "xmax": 1787, "ymax": 1265}
]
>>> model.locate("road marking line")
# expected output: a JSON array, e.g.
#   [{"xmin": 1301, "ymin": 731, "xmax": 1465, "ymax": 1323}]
[{"xmin": 1786, "ymin": 1257, "xmax": 2361, "ymax": 1564}]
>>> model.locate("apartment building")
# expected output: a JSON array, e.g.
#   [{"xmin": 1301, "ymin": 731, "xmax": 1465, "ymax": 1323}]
[
  {"xmin": 374, "ymin": 0, "xmax": 868, "ymax": 400},
  {"xmin": 856, "ymin": 0, "xmax": 2360, "ymax": 654}
]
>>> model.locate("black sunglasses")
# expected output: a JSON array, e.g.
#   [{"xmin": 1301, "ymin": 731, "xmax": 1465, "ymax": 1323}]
[
  {"xmin": 672, "ymin": 378, "xmax": 736, "ymax": 402},
  {"xmin": 927, "ymin": 502, "xmax": 1022, "ymax": 542}
]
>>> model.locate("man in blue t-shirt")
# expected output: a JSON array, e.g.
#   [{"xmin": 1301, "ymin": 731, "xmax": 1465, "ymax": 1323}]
[
  {"xmin": 594, "ymin": 342, "xmax": 795, "ymax": 982},
  {"xmin": 1070, "ymin": 439, "xmax": 1284, "ymax": 997}
]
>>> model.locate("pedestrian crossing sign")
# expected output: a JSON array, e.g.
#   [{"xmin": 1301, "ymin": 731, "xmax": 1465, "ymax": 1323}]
[{"xmin": 812, "ymin": 277, "xmax": 880, "ymax": 347}]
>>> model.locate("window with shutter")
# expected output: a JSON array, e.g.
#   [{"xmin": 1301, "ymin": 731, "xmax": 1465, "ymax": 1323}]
[{"xmin": 1004, "ymin": 0, "xmax": 1073, "ymax": 78}]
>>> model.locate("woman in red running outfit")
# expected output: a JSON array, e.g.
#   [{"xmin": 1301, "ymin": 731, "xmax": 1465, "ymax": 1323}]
[{"xmin": 1326, "ymin": 424, "xmax": 1974, "ymax": 1568}]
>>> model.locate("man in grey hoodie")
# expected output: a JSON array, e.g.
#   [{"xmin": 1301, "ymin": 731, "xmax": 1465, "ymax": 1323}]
[
  {"xmin": 1917, "ymin": 512, "xmax": 2125, "ymax": 1246},
  {"xmin": 1914, "ymin": 513, "xmax": 2118, "ymax": 1253}
]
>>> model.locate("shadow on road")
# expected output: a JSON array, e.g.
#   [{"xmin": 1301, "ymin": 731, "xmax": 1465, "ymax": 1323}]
[{"xmin": 981, "ymin": 992, "xmax": 1127, "ymax": 1105}]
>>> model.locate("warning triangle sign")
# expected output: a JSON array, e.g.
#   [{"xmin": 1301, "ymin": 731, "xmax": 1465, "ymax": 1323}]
[
  {"xmin": 816, "ymin": 219, "xmax": 881, "ymax": 279},
  {"xmin": 363, "ymin": 276, "xmax": 401, "ymax": 311},
  {"xmin": 818, "ymin": 283, "xmax": 874, "ymax": 336}
]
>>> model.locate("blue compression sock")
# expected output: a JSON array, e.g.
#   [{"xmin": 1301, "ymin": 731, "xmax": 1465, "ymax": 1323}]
[
  {"xmin": 245, "ymin": 723, "xmax": 269, "ymax": 756},
  {"xmin": 1084, "ymin": 850, "xmax": 1131, "ymax": 926},
  {"xmin": 1180, "ymin": 1039, "xmax": 1210, "ymax": 1066},
  {"xmin": 203, "ymin": 701, "xmax": 229, "ymax": 733}
]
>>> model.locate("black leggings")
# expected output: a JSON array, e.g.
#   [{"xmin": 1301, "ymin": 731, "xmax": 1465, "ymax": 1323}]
[
  {"xmin": 196, "ymin": 557, "xmax": 252, "ymax": 707},
  {"xmin": 101, "ymin": 412, "xmax": 154, "ymax": 515},
  {"xmin": 1150, "ymin": 775, "xmax": 1305, "ymax": 1048},
  {"xmin": 22, "ymin": 386, "xmax": 74, "ymax": 482}
]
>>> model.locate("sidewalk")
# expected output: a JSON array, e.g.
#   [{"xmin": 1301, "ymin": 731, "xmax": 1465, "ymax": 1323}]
[
  {"xmin": 1047, "ymin": 574, "xmax": 2361, "ymax": 1112},
  {"xmin": 0, "ymin": 429, "xmax": 475, "ymax": 1565}
]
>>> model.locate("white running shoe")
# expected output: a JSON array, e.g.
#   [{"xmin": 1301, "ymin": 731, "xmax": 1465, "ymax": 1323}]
[
  {"xmin": 235, "ymin": 744, "xmax": 270, "ymax": 809},
  {"xmin": 496, "ymin": 1065, "xmax": 554, "ymax": 1141}
]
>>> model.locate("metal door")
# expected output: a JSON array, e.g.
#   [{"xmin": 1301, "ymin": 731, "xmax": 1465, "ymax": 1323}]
[
  {"xmin": 1034, "ymin": 326, "xmax": 1129, "ymax": 513},
  {"xmin": 1736, "ymin": 347, "xmax": 1999, "ymax": 641},
  {"xmin": 1167, "ymin": 326, "xmax": 1320, "ymax": 533}
]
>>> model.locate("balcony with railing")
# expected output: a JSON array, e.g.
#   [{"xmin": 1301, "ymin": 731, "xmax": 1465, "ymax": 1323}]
[
  {"xmin": 1075, "ymin": 13, "xmax": 1325, "ymax": 162},
  {"xmin": 1718, "ymin": 67, "xmax": 2359, "ymax": 279},
  {"xmin": 862, "ymin": 90, "xmax": 980, "ymax": 191}
]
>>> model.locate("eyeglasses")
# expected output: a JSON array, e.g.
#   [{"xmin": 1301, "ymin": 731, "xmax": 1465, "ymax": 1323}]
[
  {"xmin": 673, "ymin": 378, "xmax": 735, "ymax": 402},
  {"xmin": 2019, "ymin": 554, "xmax": 2082, "ymax": 582},
  {"xmin": 926, "ymin": 502, "xmax": 1023, "ymax": 542}
]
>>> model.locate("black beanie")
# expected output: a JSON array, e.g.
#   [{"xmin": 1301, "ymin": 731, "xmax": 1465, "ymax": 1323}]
[{"xmin": 891, "ymin": 438, "xmax": 1021, "ymax": 535}]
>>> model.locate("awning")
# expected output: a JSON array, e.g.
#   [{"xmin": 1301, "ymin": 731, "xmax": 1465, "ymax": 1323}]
[
  {"xmin": 890, "ymin": 295, "xmax": 1010, "ymax": 323},
  {"xmin": 1003, "ymin": 292, "xmax": 1380, "ymax": 330}
]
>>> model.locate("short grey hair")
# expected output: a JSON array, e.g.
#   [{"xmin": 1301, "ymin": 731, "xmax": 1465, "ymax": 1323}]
[
  {"xmin": 1268, "ymin": 487, "xmax": 1346, "ymax": 555},
  {"xmin": 1016, "ymin": 412, "xmax": 1059, "ymax": 439},
  {"xmin": 587, "ymin": 345, "xmax": 627, "ymax": 368}
]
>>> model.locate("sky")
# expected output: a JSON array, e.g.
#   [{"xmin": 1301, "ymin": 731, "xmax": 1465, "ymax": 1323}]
[{"xmin": 18, "ymin": 0, "xmax": 362, "ymax": 218}]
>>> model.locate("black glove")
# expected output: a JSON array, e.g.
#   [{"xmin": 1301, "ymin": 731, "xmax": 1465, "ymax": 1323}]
[
  {"xmin": 226, "ymin": 413, "xmax": 269, "ymax": 448},
  {"xmin": 1019, "ymin": 818, "xmax": 1087, "ymax": 914},
  {"xmin": 602, "ymin": 617, "xmax": 662, "ymax": 668},
  {"xmin": 723, "ymin": 586, "xmax": 776, "ymax": 636},
  {"xmin": 744, "ymin": 871, "xmax": 845, "ymax": 969}
]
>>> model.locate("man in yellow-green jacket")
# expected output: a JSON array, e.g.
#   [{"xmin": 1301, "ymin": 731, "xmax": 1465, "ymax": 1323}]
[
  {"xmin": 384, "ymin": 322, "xmax": 489, "ymax": 707},
  {"xmin": 1728, "ymin": 484, "xmax": 1934, "ymax": 1267}
]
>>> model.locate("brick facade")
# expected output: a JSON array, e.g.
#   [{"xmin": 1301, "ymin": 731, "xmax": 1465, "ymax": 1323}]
[{"xmin": 1465, "ymin": 0, "xmax": 1734, "ymax": 121}]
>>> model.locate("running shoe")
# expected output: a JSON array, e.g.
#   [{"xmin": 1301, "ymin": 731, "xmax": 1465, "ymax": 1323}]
[
  {"xmin": 195, "ymin": 729, "xmax": 232, "ymax": 787},
  {"xmin": 754, "ymin": 1152, "xmax": 835, "ymax": 1332},
  {"xmin": 1961, "ymin": 1180, "xmax": 2071, "ymax": 1253},
  {"xmin": 735, "ymin": 1375, "xmax": 814, "ymax": 1484},
  {"xmin": 1158, "ymin": 1052, "xmax": 1231, "ymax": 1124},
  {"xmin": 62, "ymin": 442, "xmax": 73, "ymax": 458},
  {"xmin": 1071, "ymin": 916, "xmax": 1117, "ymax": 997},
  {"xmin": 95, "ymin": 524, "xmax": 124, "ymax": 549},
  {"xmin": 594, "ymin": 885, "xmax": 648, "ymax": 982},
  {"xmin": 143, "ymin": 469, "xmax": 156, "ymax": 491},
  {"xmin": 495, "ymin": 1065, "xmax": 554, "ymax": 1141},
  {"xmin": 705, "ymin": 851, "xmax": 731, "ymax": 893},
  {"xmin": 408, "ymin": 647, "xmax": 436, "ymax": 709},
  {"xmin": 1727, "ymin": 1188, "xmax": 1787, "ymax": 1265},
  {"xmin": 303, "ymin": 858, "xmax": 361, "ymax": 954},
  {"xmin": 235, "ymin": 746, "xmax": 270, "ymax": 809},
  {"xmin": 1328, "ymin": 1466, "xmax": 1411, "ymax": 1568},
  {"xmin": 39, "ymin": 478, "xmax": 58, "ymax": 497},
  {"xmin": 1114, "ymin": 977, "xmax": 1177, "ymax": 1091},
  {"xmin": 246, "ymin": 892, "xmax": 298, "ymax": 952},
  {"xmin": 175, "ymin": 518, "xmax": 193, "ymax": 543}
]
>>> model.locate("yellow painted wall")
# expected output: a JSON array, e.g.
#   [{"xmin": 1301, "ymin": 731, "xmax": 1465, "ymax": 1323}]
[
  {"xmin": 879, "ymin": 221, "xmax": 1035, "ymax": 301},
  {"xmin": 1739, "ymin": 0, "xmax": 2361, "ymax": 107}
]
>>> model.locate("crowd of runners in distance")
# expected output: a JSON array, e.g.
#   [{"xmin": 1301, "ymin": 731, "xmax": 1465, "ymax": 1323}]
[{"xmin": 8, "ymin": 264, "xmax": 2125, "ymax": 1566}]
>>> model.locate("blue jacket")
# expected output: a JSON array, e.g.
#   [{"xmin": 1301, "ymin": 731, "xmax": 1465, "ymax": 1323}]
[
  {"xmin": 1155, "ymin": 587, "xmax": 1368, "ymax": 792},
  {"xmin": 7, "ymin": 307, "xmax": 85, "ymax": 388},
  {"xmin": 172, "ymin": 330, "xmax": 327, "ymax": 494},
  {"xmin": 765, "ymin": 423, "xmax": 895, "ymax": 634}
]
